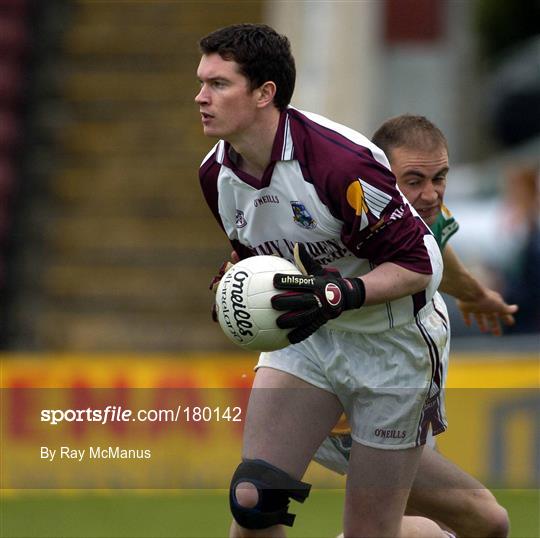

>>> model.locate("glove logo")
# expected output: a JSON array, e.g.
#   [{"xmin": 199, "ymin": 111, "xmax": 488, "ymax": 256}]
[{"xmin": 324, "ymin": 283, "xmax": 342, "ymax": 307}]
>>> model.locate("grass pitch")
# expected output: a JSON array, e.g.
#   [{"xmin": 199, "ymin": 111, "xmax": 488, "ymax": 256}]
[{"xmin": 1, "ymin": 489, "xmax": 538, "ymax": 537}]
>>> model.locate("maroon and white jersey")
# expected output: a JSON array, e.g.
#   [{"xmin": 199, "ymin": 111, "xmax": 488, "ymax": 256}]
[{"xmin": 200, "ymin": 107, "xmax": 443, "ymax": 333}]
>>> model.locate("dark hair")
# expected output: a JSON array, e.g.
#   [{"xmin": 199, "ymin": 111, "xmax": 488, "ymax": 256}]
[
  {"xmin": 371, "ymin": 114, "xmax": 448, "ymax": 161},
  {"xmin": 199, "ymin": 23, "xmax": 295, "ymax": 111}
]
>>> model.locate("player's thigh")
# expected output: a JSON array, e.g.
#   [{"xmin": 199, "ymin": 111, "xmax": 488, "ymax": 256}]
[
  {"xmin": 407, "ymin": 447, "xmax": 492, "ymax": 519},
  {"xmin": 242, "ymin": 366, "xmax": 343, "ymax": 479},
  {"xmin": 345, "ymin": 440, "xmax": 424, "ymax": 526}
]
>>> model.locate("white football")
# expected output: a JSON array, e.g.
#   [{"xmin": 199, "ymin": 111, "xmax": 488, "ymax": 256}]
[{"xmin": 215, "ymin": 255, "xmax": 301, "ymax": 352}]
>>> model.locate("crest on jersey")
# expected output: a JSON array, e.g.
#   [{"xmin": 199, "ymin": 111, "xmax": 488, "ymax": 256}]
[
  {"xmin": 235, "ymin": 209, "xmax": 247, "ymax": 228},
  {"xmin": 291, "ymin": 201, "xmax": 317, "ymax": 229},
  {"xmin": 346, "ymin": 178, "xmax": 392, "ymax": 231}
]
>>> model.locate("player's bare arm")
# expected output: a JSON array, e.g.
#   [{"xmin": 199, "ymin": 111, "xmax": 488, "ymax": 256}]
[
  {"xmin": 439, "ymin": 244, "xmax": 518, "ymax": 335},
  {"xmin": 360, "ymin": 262, "xmax": 431, "ymax": 305},
  {"xmin": 271, "ymin": 243, "xmax": 434, "ymax": 345}
]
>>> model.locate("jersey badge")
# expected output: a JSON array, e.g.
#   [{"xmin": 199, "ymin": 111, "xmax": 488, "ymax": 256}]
[
  {"xmin": 235, "ymin": 209, "xmax": 247, "ymax": 228},
  {"xmin": 291, "ymin": 201, "xmax": 317, "ymax": 229}
]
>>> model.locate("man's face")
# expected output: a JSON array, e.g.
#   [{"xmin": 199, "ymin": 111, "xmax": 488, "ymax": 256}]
[
  {"xmin": 195, "ymin": 53, "xmax": 259, "ymax": 141},
  {"xmin": 389, "ymin": 145, "xmax": 449, "ymax": 226}
]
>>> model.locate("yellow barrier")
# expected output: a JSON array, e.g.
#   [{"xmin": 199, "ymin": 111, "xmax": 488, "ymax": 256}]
[
  {"xmin": 439, "ymin": 354, "xmax": 539, "ymax": 487},
  {"xmin": 0, "ymin": 353, "xmax": 538, "ymax": 489},
  {"xmin": 1, "ymin": 352, "xmax": 537, "ymax": 388}
]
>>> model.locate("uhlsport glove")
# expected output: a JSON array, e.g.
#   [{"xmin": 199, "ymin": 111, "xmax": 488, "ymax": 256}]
[{"xmin": 271, "ymin": 243, "xmax": 365, "ymax": 344}]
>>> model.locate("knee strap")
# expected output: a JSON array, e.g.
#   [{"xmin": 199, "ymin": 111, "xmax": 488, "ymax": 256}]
[{"xmin": 229, "ymin": 458, "xmax": 311, "ymax": 529}]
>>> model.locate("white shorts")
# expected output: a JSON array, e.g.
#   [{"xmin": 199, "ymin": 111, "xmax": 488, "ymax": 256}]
[
  {"xmin": 313, "ymin": 428, "xmax": 438, "ymax": 475},
  {"xmin": 257, "ymin": 297, "xmax": 450, "ymax": 449}
]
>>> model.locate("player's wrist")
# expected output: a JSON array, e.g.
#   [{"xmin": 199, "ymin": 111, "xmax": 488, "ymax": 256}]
[{"xmin": 342, "ymin": 277, "xmax": 366, "ymax": 310}]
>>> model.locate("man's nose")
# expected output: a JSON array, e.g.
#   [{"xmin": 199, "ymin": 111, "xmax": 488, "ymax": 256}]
[
  {"xmin": 195, "ymin": 85, "xmax": 209, "ymax": 104},
  {"xmin": 420, "ymin": 182, "xmax": 438, "ymax": 202}
]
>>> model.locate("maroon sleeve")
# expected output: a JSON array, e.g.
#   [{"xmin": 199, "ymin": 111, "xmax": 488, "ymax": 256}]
[
  {"xmin": 288, "ymin": 110, "xmax": 432, "ymax": 275},
  {"xmin": 199, "ymin": 156, "xmax": 255, "ymax": 260},
  {"xmin": 332, "ymin": 162, "xmax": 432, "ymax": 274},
  {"xmin": 199, "ymin": 157, "xmax": 224, "ymax": 232}
]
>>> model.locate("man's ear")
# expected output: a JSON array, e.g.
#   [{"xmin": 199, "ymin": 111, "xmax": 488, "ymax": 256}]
[{"xmin": 256, "ymin": 81, "xmax": 277, "ymax": 108}]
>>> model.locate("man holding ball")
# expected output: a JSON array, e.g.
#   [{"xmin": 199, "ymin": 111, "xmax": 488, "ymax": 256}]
[
  {"xmin": 211, "ymin": 114, "xmax": 514, "ymax": 538},
  {"xmin": 197, "ymin": 24, "xmax": 449, "ymax": 537}
]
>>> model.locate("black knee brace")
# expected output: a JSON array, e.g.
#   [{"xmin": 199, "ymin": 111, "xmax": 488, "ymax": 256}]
[{"xmin": 229, "ymin": 458, "xmax": 311, "ymax": 529}]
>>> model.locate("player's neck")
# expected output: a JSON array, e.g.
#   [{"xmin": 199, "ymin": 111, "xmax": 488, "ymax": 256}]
[{"xmin": 230, "ymin": 108, "xmax": 280, "ymax": 180}]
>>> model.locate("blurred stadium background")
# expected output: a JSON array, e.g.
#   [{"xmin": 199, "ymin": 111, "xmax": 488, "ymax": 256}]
[{"xmin": 0, "ymin": 0, "xmax": 538, "ymax": 537}]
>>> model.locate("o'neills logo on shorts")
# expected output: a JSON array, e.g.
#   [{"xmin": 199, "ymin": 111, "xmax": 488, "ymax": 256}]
[
  {"xmin": 374, "ymin": 428, "xmax": 406, "ymax": 439},
  {"xmin": 220, "ymin": 270, "xmax": 254, "ymax": 342}
]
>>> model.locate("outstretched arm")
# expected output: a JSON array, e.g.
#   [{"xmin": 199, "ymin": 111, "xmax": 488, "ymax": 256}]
[{"xmin": 439, "ymin": 245, "xmax": 518, "ymax": 335}]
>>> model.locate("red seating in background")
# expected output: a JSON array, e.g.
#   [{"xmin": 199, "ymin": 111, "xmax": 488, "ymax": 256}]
[
  {"xmin": 0, "ymin": 0, "xmax": 28, "ymax": 18},
  {"xmin": 0, "ymin": 107, "xmax": 22, "ymax": 150},
  {"xmin": 0, "ymin": 157, "xmax": 15, "ymax": 195},
  {"xmin": 0, "ymin": 60, "xmax": 25, "ymax": 102},
  {"xmin": 0, "ymin": 13, "xmax": 29, "ymax": 56},
  {"xmin": 0, "ymin": 0, "xmax": 31, "ymax": 298}
]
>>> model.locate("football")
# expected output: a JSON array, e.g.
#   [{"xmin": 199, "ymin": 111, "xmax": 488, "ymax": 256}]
[{"xmin": 215, "ymin": 255, "xmax": 300, "ymax": 352}]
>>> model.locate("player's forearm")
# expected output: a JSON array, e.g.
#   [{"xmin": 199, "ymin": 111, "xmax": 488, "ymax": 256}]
[
  {"xmin": 440, "ymin": 271, "xmax": 485, "ymax": 301},
  {"xmin": 361, "ymin": 262, "xmax": 432, "ymax": 306},
  {"xmin": 438, "ymin": 245, "xmax": 485, "ymax": 301}
]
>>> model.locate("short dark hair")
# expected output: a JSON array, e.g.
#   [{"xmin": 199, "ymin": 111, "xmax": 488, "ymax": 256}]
[
  {"xmin": 371, "ymin": 114, "xmax": 448, "ymax": 161},
  {"xmin": 199, "ymin": 23, "xmax": 296, "ymax": 111}
]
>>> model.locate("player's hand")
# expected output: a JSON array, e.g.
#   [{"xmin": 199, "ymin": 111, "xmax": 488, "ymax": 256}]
[
  {"xmin": 457, "ymin": 288, "xmax": 518, "ymax": 336},
  {"xmin": 271, "ymin": 243, "xmax": 365, "ymax": 344},
  {"xmin": 209, "ymin": 251, "xmax": 240, "ymax": 321}
]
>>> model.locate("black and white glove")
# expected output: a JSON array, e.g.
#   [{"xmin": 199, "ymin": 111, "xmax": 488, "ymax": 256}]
[{"xmin": 271, "ymin": 244, "xmax": 365, "ymax": 344}]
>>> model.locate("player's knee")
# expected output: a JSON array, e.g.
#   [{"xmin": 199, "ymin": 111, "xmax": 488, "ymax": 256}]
[
  {"xmin": 466, "ymin": 489, "xmax": 509, "ymax": 537},
  {"xmin": 486, "ymin": 503, "xmax": 509, "ymax": 537},
  {"xmin": 233, "ymin": 481, "xmax": 259, "ymax": 509},
  {"xmin": 229, "ymin": 459, "xmax": 311, "ymax": 530}
]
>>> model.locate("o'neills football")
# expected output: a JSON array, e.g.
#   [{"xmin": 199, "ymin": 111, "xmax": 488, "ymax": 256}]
[{"xmin": 215, "ymin": 255, "xmax": 300, "ymax": 351}]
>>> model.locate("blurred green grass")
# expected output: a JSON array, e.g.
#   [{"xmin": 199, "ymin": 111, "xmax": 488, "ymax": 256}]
[{"xmin": 0, "ymin": 489, "xmax": 538, "ymax": 537}]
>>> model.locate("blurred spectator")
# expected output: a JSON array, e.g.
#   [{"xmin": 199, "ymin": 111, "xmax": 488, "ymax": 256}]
[
  {"xmin": 485, "ymin": 36, "xmax": 540, "ymax": 147},
  {"xmin": 502, "ymin": 164, "xmax": 540, "ymax": 333},
  {"xmin": 474, "ymin": 0, "xmax": 540, "ymax": 64},
  {"xmin": 0, "ymin": 0, "xmax": 33, "ymax": 346},
  {"xmin": 477, "ymin": 14, "xmax": 540, "ymax": 334}
]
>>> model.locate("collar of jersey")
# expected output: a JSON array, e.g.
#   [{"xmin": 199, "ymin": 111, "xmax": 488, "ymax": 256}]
[{"xmin": 217, "ymin": 109, "xmax": 295, "ymax": 190}]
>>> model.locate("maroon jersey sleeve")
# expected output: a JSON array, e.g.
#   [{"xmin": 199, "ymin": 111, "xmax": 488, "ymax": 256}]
[
  {"xmin": 199, "ymin": 154, "xmax": 255, "ymax": 261},
  {"xmin": 199, "ymin": 156, "xmax": 224, "ymax": 232},
  {"xmin": 288, "ymin": 109, "xmax": 432, "ymax": 274},
  {"xmin": 315, "ymin": 154, "xmax": 433, "ymax": 274},
  {"xmin": 337, "ymin": 168, "xmax": 432, "ymax": 274}
]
